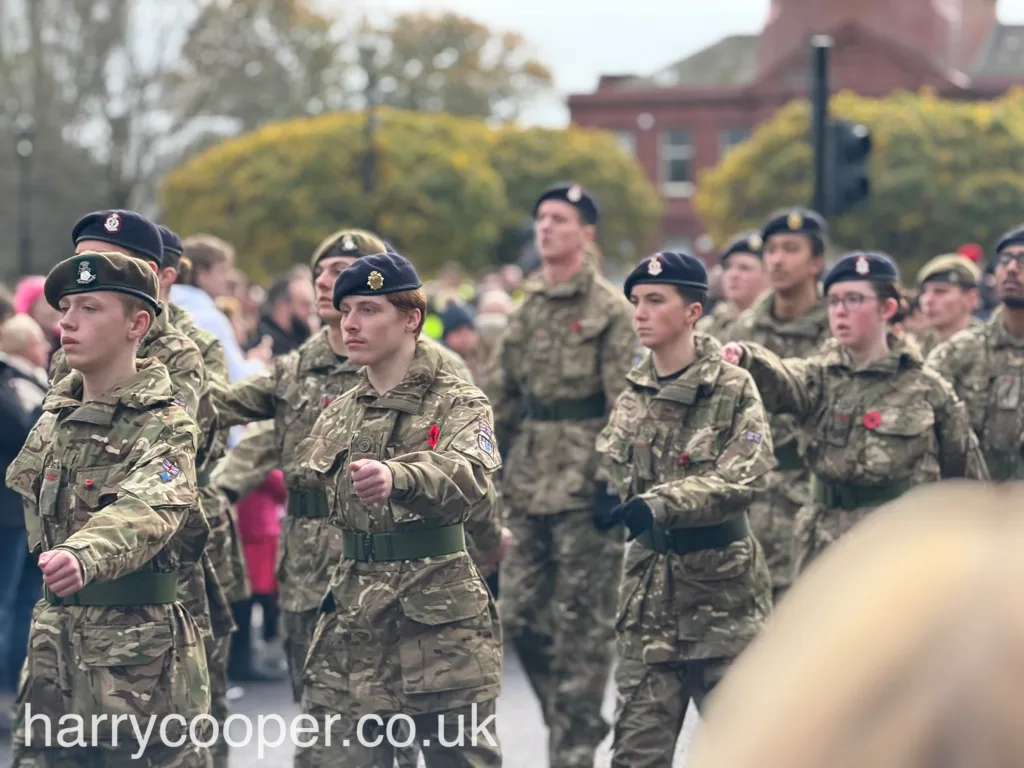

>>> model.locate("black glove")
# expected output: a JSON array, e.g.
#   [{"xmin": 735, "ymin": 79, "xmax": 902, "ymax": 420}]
[
  {"xmin": 618, "ymin": 497, "xmax": 655, "ymax": 541},
  {"xmin": 592, "ymin": 483, "xmax": 624, "ymax": 531}
]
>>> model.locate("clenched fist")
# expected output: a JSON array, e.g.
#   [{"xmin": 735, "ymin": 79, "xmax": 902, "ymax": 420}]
[
  {"xmin": 350, "ymin": 459, "xmax": 394, "ymax": 504},
  {"xmin": 38, "ymin": 549, "xmax": 84, "ymax": 597}
]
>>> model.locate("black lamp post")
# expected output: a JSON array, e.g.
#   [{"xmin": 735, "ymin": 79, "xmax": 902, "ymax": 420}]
[
  {"xmin": 359, "ymin": 45, "xmax": 379, "ymax": 197},
  {"xmin": 14, "ymin": 113, "xmax": 35, "ymax": 275}
]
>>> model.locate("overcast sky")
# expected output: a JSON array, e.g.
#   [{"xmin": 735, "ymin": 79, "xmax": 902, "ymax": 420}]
[{"xmin": 350, "ymin": 0, "xmax": 1024, "ymax": 125}]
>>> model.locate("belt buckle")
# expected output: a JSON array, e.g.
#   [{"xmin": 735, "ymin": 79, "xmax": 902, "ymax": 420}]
[{"xmin": 362, "ymin": 533, "xmax": 375, "ymax": 563}]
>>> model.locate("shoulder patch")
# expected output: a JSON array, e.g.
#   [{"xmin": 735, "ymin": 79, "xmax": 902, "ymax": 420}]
[
  {"xmin": 158, "ymin": 459, "xmax": 182, "ymax": 482},
  {"xmin": 477, "ymin": 422, "xmax": 495, "ymax": 455}
]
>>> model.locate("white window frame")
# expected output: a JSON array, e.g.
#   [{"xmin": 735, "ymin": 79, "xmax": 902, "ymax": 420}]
[{"xmin": 660, "ymin": 129, "xmax": 695, "ymax": 198}]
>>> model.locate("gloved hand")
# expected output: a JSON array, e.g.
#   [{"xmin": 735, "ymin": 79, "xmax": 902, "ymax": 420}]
[
  {"xmin": 618, "ymin": 497, "xmax": 655, "ymax": 541},
  {"xmin": 593, "ymin": 483, "xmax": 623, "ymax": 531}
]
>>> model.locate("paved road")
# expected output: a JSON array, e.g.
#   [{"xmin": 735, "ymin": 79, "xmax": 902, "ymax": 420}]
[{"xmin": 0, "ymin": 648, "xmax": 697, "ymax": 766}]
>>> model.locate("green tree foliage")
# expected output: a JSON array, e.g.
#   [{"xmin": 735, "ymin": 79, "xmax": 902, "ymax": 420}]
[
  {"xmin": 160, "ymin": 109, "xmax": 661, "ymax": 282},
  {"xmin": 695, "ymin": 89, "xmax": 1024, "ymax": 276}
]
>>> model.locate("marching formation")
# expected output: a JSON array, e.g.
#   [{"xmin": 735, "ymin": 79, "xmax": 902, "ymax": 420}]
[{"xmin": 3, "ymin": 182, "xmax": 1021, "ymax": 768}]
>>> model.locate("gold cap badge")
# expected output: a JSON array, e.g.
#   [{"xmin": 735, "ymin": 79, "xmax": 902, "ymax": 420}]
[
  {"xmin": 647, "ymin": 256, "xmax": 663, "ymax": 276},
  {"xmin": 787, "ymin": 211, "xmax": 803, "ymax": 231},
  {"xmin": 855, "ymin": 256, "xmax": 870, "ymax": 275},
  {"xmin": 748, "ymin": 234, "xmax": 763, "ymax": 251},
  {"xmin": 367, "ymin": 270, "xmax": 384, "ymax": 290},
  {"xmin": 567, "ymin": 184, "xmax": 582, "ymax": 203}
]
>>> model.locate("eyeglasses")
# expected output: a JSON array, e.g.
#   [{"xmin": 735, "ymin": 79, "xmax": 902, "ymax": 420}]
[
  {"xmin": 826, "ymin": 293, "xmax": 879, "ymax": 311},
  {"xmin": 997, "ymin": 253, "xmax": 1024, "ymax": 268}
]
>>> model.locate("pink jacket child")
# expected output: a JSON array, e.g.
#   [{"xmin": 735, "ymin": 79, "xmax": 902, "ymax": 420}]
[{"xmin": 235, "ymin": 469, "xmax": 286, "ymax": 596}]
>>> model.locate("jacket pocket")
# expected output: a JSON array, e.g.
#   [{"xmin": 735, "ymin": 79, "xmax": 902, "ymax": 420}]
[
  {"xmin": 397, "ymin": 578, "xmax": 498, "ymax": 694},
  {"xmin": 561, "ymin": 318, "xmax": 608, "ymax": 380}
]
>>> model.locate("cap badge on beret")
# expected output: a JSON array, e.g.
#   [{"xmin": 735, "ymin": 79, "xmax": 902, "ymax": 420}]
[
  {"xmin": 341, "ymin": 234, "xmax": 356, "ymax": 251},
  {"xmin": 367, "ymin": 270, "xmax": 384, "ymax": 290},
  {"xmin": 77, "ymin": 259, "xmax": 97, "ymax": 285},
  {"xmin": 647, "ymin": 256, "xmax": 663, "ymax": 276},
  {"xmin": 787, "ymin": 211, "xmax": 803, "ymax": 231},
  {"xmin": 948, "ymin": 271, "xmax": 960, "ymax": 284},
  {"xmin": 855, "ymin": 256, "xmax": 870, "ymax": 275},
  {"xmin": 567, "ymin": 184, "xmax": 582, "ymax": 203},
  {"xmin": 748, "ymin": 234, "xmax": 763, "ymax": 251},
  {"xmin": 104, "ymin": 213, "xmax": 122, "ymax": 234}
]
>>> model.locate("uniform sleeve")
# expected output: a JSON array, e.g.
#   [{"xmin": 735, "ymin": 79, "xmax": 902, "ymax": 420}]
[
  {"xmin": 594, "ymin": 390, "xmax": 636, "ymax": 499},
  {"xmin": 924, "ymin": 336, "xmax": 968, "ymax": 394},
  {"xmin": 933, "ymin": 381, "xmax": 990, "ymax": 481},
  {"xmin": 203, "ymin": 337, "xmax": 230, "ymax": 386},
  {"xmin": 384, "ymin": 395, "xmax": 502, "ymax": 525},
  {"xmin": 640, "ymin": 375, "xmax": 776, "ymax": 528},
  {"xmin": 210, "ymin": 358, "xmax": 282, "ymax": 428},
  {"xmin": 210, "ymin": 421, "xmax": 281, "ymax": 501},
  {"xmin": 53, "ymin": 418, "xmax": 203, "ymax": 586},
  {"xmin": 159, "ymin": 339, "xmax": 207, "ymax": 416},
  {"xmin": 739, "ymin": 341, "xmax": 822, "ymax": 420},
  {"xmin": 600, "ymin": 304, "xmax": 640, "ymax": 407},
  {"xmin": 483, "ymin": 324, "xmax": 523, "ymax": 457}
]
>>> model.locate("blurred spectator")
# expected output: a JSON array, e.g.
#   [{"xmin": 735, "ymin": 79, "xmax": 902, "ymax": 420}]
[
  {"xmin": 441, "ymin": 302, "xmax": 481, "ymax": 383},
  {"xmin": 172, "ymin": 235, "xmax": 270, "ymax": 385},
  {"xmin": 0, "ymin": 316, "xmax": 48, "ymax": 731},
  {"xmin": 13, "ymin": 276, "xmax": 60, "ymax": 357},
  {"xmin": 499, "ymin": 264, "xmax": 523, "ymax": 297},
  {"xmin": 252, "ymin": 275, "xmax": 313, "ymax": 356},
  {"xmin": 475, "ymin": 290, "xmax": 513, "ymax": 368},
  {"xmin": 215, "ymin": 296, "xmax": 251, "ymax": 349},
  {"xmin": 226, "ymin": 267, "xmax": 260, "ymax": 337},
  {"xmin": 0, "ymin": 284, "xmax": 14, "ymax": 325}
]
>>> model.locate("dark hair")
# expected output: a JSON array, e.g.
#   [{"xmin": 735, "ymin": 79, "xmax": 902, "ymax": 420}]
[
  {"xmin": 265, "ymin": 277, "xmax": 292, "ymax": 308},
  {"xmin": 118, "ymin": 293, "xmax": 156, "ymax": 323},
  {"xmin": 871, "ymin": 280, "xmax": 910, "ymax": 321},
  {"xmin": 182, "ymin": 234, "xmax": 233, "ymax": 287},
  {"xmin": 387, "ymin": 288, "xmax": 428, "ymax": 335},
  {"xmin": 676, "ymin": 286, "xmax": 708, "ymax": 307},
  {"xmin": 809, "ymin": 234, "xmax": 826, "ymax": 258}
]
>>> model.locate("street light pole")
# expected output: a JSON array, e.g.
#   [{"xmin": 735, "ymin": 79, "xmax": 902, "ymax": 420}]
[
  {"xmin": 360, "ymin": 45, "xmax": 379, "ymax": 197},
  {"xmin": 810, "ymin": 36, "xmax": 832, "ymax": 216},
  {"xmin": 14, "ymin": 113, "xmax": 35, "ymax": 275}
]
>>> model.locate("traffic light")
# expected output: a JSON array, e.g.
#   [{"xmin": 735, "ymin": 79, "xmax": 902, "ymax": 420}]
[{"xmin": 826, "ymin": 119, "xmax": 872, "ymax": 215}]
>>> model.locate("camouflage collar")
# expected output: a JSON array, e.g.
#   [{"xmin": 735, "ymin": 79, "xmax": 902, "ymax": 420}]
[
  {"xmin": 43, "ymin": 357, "xmax": 175, "ymax": 414},
  {"xmin": 352, "ymin": 340, "xmax": 443, "ymax": 413},
  {"xmin": 298, "ymin": 328, "xmax": 358, "ymax": 374},
  {"xmin": 987, "ymin": 306, "xmax": 1024, "ymax": 350},
  {"xmin": 821, "ymin": 333, "xmax": 922, "ymax": 373},
  {"xmin": 626, "ymin": 333, "xmax": 723, "ymax": 403},
  {"xmin": 143, "ymin": 300, "xmax": 170, "ymax": 343},
  {"xmin": 522, "ymin": 258, "xmax": 595, "ymax": 300},
  {"xmin": 751, "ymin": 289, "xmax": 829, "ymax": 337}
]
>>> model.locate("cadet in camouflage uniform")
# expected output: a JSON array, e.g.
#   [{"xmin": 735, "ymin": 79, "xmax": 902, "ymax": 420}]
[
  {"xmin": 158, "ymin": 224, "xmax": 245, "ymax": 768},
  {"xmin": 696, "ymin": 231, "xmax": 766, "ymax": 340},
  {"xmin": 485, "ymin": 182, "xmax": 636, "ymax": 768},
  {"xmin": 595, "ymin": 251, "xmax": 774, "ymax": 768},
  {"xmin": 293, "ymin": 252, "xmax": 506, "ymax": 768},
  {"xmin": 927, "ymin": 226, "xmax": 1024, "ymax": 481},
  {"xmin": 723, "ymin": 252, "xmax": 989, "ymax": 574},
  {"xmin": 6, "ymin": 252, "xmax": 211, "ymax": 767},
  {"xmin": 914, "ymin": 253, "xmax": 981, "ymax": 357},
  {"xmin": 724, "ymin": 209, "xmax": 831, "ymax": 600}
]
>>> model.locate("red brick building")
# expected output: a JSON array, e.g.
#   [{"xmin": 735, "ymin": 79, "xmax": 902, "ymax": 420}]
[{"xmin": 568, "ymin": 0, "xmax": 1024, "ymax": 256}]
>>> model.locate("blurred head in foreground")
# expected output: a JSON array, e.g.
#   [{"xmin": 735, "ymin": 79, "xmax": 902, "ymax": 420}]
[{"xmin": 689, "ymin": 480, "xmax": 1024, "ymax": 768}]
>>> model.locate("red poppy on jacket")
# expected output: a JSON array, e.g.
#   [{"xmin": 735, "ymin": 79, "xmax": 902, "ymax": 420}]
[
  {"xmin": 429, "ymin": 423, "xmax": 440, "ymax": 449},
  {"xmin": 679, "ymin": 452, "xmax": 691, "ymax": 467},
  {"xmin": 572, "ymin": 319, "xmax": 581, "ymax": 334},
  {"xmin": 863, "ymin": 410, "xmax": 882, "ymax": 430}
]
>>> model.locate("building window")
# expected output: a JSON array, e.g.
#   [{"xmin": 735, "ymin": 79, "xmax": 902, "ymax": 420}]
[
  {"xmin": 613, "ymin": 130, "xmax": 635, "ymax": 156},
  {"xmin": 719, "ymin": 127, "xmax": 750, "ymax": 157},
  {"xmin": 660, "ymin": 129, "xmax": 695, "ymax": 197},
  {"xmin": 662, "ymin": 236, "xmax": 693, "ymax": 253}
]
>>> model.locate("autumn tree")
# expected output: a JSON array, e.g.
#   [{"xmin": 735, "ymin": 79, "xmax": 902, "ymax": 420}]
[{"xmin": 695, "ymin": 89, "xmax": 1024, "ymax": 276}]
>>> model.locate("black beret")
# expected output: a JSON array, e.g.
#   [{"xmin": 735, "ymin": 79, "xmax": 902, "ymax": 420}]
[
  {"xmin": 994, "ymin": 225, "xmax": 1024, "ymax": 256},
  {"xmin": 624, "ymin": 251, "xmax": 708, "ymax": 298},
  {"xmin": 441, "ymin": 302, "xmax": 474, "ymax": 335},
  {"xmin": 721, "ymin": 231, "xmax": 763, "ymax": 264},
  {"xmin": 72, "ymin": 210, "xmax": 164, "ymax": 266},
  {"xmin": 310, "ymin": 228, "xmax": 388, "ymax": 269},
  {"xmin": 823, "ymin": 251, "xmax": 899, "ymax": 294},
  {"xmin": 44, "ymin": 251, "xmax": 161, "ymax": 314},
  {"xmin": 333, "ymin": 251, "xmax": 421, "ymax": 309},
  {"xmin": 532, "ymin": 182, "xmax": 599, "ymax": 225},
  {"xmin": 761, "ymin": 207, "xmax": 827, "ymax": 242},
  {"xmin": 158, "ymin": 225, "xmax": 183, "ymax": 257}
]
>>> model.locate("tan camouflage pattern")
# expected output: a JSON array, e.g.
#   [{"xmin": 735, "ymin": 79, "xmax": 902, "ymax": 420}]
[
  {"xmin": 736, "ymin": 334, "xmax": 990, "ymax": 573},
  {"xmin": 280, "ymin": 606, "xmax": 319, "ymax": 704},
  {"xmin": 293, "ymin": 340, "xmax": 503, "ymax": 719},
  {"xmin": 926, "ymin": 308, "xmax": 1024, "ymax": 482},
  {"xmin": 4, "ymin": 359, "xmax": 211, "ymax": 755},
  {"xmin": 723, "ymin": 290, "xmax": 831, "ymax": 590},
  {"xmin": 294, "ymin": 698, "xmax": 500, "ymax": 768},
  {"xmin": 596, "ymin": 334, "xmax": 774, "ymax": 663},
  {"xmin": 695, "ymin": 300, "xmax": 738, "ymax": 340},
  {"xmin": 610, "ymin": 656, "xmax": 731, "ymax": 768},
  {"xmin": 916, "ymin": 316, "xmax": 982, "ymax": 359},
  {"xmin": 13, "ymin": 737, "xmax": 212, "ymax": 767}
]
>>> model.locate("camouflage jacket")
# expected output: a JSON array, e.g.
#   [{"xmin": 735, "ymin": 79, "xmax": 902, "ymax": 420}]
[
  {"xmin": 49, "ymin": 300, "xmax": 207, "ymax": 417},
  {"xmin": 916, "ymin": 316, "xmax": 983, "ymax": 359},
  {"xmin": 926, "ymin": 308, "xmax": 1024, "ymax": 481},
  {"xmin": 485, "ymin": 259, "xmax": 638, "ymax": 514},
  {"xmin": 296, "ymin": 341, "xmax": 502, "ymax": 713},
  {"xmin": 736, "ymin": 335, "xmax": 989, "ymax": 498},
  {"xmin": 4, "ymin": 359, "xmax": 210, "ymax": 743},
  {"xmin": 595, "ymin": 334, "xmax": 774, "ymax": 663},
  {"xmin": 695, "ymin": 300, "xmax": 738, "ymax": 340}
]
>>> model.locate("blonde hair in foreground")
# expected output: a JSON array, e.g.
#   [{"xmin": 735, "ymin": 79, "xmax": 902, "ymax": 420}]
[{"xmin": 688, "ymin": 480, "xmax": 1024, "ymax": 768}]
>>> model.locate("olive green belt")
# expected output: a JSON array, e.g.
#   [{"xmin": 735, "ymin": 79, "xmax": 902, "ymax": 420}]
[
  {"xmin": 44, "ymin": 569, "xmax": 179, "ymax": 607},
  {"xmin": 342, "ymin": 523, "xmax": 466, "ymax": 562},
  {"xmin": 811, "ymin": 475, "xmax": 911, "ymax": 511},
  {"xmin": 524, "ymin": 392, "xmax": 606, "ymax": 421},
  {"xmin": 773, "ymin": 441, "xmax": 803, "ymax": 471},
  {"xmin": 288, "ymin": 488, "xmax": 330, "ymax": 519},
  {"xmin": 635, "ymin": 514, "xmax": 750, "ymax": 555}
]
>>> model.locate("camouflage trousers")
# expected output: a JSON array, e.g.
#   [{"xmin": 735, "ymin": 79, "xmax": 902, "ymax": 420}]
[
  {"xmin": 500, "ymin": 507, "xmax": 622, "ymax": 768},
  {"xmin": 13, "ymin": 743, "xmax": 212, "ymax": 768},
  {"xmin": 292, "ymin": 698, "xmax": 500, "ymax": 768},
  {"xmin": 199, "ymin": 486, "xmax": 251, "ymax": 605},
  {"xmin": 207, "ymin": 633, "xmax": 232, "ymax": 768},
  {"xmin": 747, "ymin": 469, "xmax": 809, "ymax": 592},
  {"xmin": 610, "ymin": 655, "xmax": 732, "ymax": 768},
  {"xmin": 282, "ymin": 607, "xmax": 319, "ymax": 703}
]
